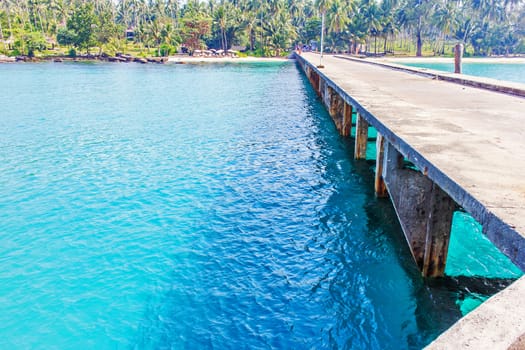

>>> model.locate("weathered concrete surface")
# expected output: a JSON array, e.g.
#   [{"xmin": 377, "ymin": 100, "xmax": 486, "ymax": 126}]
[
  {"xmin": 427, "ymin": 275, "xmax": 525, "ymax": 349},
  {"xmin": 334, "ymin": 55, "xmax": 525, "ymax": 98},
  {"xmin": 297, "ymin": 52, "xmax": 525, "ymax": 349},
  {"xmin": 382, "ymin": 142, "xmax": 455, "ymax": 277}
]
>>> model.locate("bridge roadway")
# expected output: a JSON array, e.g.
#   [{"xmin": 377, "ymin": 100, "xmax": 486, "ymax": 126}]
[{"xmin": 298, "ymin": 52, "xmax": 525, "ymax": 349}]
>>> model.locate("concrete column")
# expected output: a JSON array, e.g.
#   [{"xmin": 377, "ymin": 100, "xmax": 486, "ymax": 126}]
[
  {"xmin": 454, "ymin": 43, "xmax": 464, "ymax": 74},
  {"xmin": 383, "ymin": 142, "xmax": 455, "ymax": 277},
  {"xmin": 329, "ymin": 93, "xmax": 344, "ymax": 133},
  {"xmin": 375, "ymin": 134, "xmax": 387, "ymax": 197},
  {"xmin": 354, "ymin": 113, "xmax": 369, "ymax": 159},
  {"xmin": 327, "ymin": 86, "xmax": 336, "ymax": 118},
  {"xmin": 308, "ymin": 68, "xmax": 320, "ymax": 96},
  {"xmin": 342, "ymin": 102, "xmax": 352, "ymax": 137},
  {"xmin": 335, "ymin": 95, "xmax": 344, "ymax": 133},
  {"xmin": 422, "ymin": 183, "xmax": 455, "ymax": 277},
  {"xmin": 314, "ymin": 71, "xmax": 320, "ymax": 95}
]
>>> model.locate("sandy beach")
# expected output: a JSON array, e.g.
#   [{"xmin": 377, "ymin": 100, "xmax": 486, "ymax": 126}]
[
  {"xmin": 167, "ymin": 55, "xmax": 292, "ymax": 64},
  {"xmin": 374, "ymin": 56, "xmax": 525, "ymax": 64}
]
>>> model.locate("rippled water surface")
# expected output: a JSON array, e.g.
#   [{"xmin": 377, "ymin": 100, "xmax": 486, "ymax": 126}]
[{"xmin": 0, "ymin": 61, "xmax": 516, "ymax": 349}]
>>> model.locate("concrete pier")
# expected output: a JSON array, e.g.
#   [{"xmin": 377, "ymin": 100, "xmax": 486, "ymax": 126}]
[
  {"xmin": 382, "ymin": 141, "xmax": 456, "ymax": 277},
  {"xmin": 296, "ymin": 52, "xmax": 525, "ymax": 349}
]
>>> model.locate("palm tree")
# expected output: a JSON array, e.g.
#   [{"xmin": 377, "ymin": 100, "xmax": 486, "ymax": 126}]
[
  {"xmin": 0, "ymin": 0, "xmax": 15, "ymax": 45},
  {"xmin": 327, "ymin": 0, "xmax": 350, "ymax": 34},
  {"xmin": 360, "ymin": 0, "xmax": 383, "ymax": 54},
  {"xmin": 165, "ymin": 0, "xmax": 180, "ymax": 21},
  {"xmin": 256, "ymin": 0, "xmax": 269, "ymax": 54},
  {"xmin": 241, "ymin": 8, "xmax": 258, "ymax": 50},
  {"xmin": 215, "ymin": 4, "xmax": 229, "ymax": 50},
  {"xmin": 397, "ymin": 0, "xmax": 435, "ymax": 56},
  {"xmin": 265, "ymin": 0, "xmax": 295, "ymax": 55},
  {"xmin": 432, "ymin": 1, "xmax": 459, "ymax": 55}
]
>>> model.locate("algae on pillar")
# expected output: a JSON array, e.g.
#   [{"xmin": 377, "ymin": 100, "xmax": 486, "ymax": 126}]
[
  {"xmin": 382, "ymin": 142, "xmax": 456, "ymax": 277},
  {"xmin": 375, "ymin": 134, "xmax": 387, "ymax": 198},
  {"xmin": 354, "ymin": 113, "xmax": 369, "ymax": 160},
  {"xmin": 342, "ymin": 103, "xmax": 352, "ymax": 137}
]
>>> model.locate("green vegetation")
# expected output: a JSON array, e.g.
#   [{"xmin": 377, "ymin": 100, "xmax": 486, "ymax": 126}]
[{"xmin": 0, "ymin": 0, "xmax": 524, "ymax": 58}]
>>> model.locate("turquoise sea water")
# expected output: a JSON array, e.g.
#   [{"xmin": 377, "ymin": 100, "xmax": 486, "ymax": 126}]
[
  {"xmin": 0, "ymin": 61, "xmax": 521, "ymax": 349},
  {"xmin": 400, "ymin": 61, "xmax": 525, "ymax": 84}
]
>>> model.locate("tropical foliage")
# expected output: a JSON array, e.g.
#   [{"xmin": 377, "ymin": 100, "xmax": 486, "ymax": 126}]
[{"xmin": 0, "ymin": 0, "xmax": 523, "ymax": 57}]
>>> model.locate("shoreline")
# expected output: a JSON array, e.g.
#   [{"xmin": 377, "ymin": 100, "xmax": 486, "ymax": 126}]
[
  {"xmin": 373, "ymin": 56, "xmax": 525, "ymax": 64},
  {"xmin": 3, "ymin": 53, "xmax": 525, "ymax": 65},
  {"xmin": 0, "ymin": 54, "xmax": 168, "ymax": 64},
  {"xmin": 166, "ymin": 55, "xmax": 292, "ymax": 64},
  {"xmin": 0, "ymin": 53, "xmax": 293, "ymax": 64}
]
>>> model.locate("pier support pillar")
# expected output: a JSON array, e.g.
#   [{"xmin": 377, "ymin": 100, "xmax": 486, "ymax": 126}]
[
  {"xmin": 375, "ymin": 134, "xmax": 387, "ymax": 197},
  {"xmin": 383, "ymin": 142, "xmax": 455, "ymax": 277},
  {"xmin": 342, "ymin": 103, "xmax": 352, "ymax": 137},
  {"xmin": 328, "ymin": 91, "xmax": 345, "ymax": 133},
  {"xmin": 327, "ymin": 86, "xmax": 337, "ymax": 117},
  {"xmin": 354, "ymin": 113, "xmax": 369, "ymax": 159},
  {"xmin": 454, "ymin": 43, "xmax": 463, "ymax": 74},
  {"xmin": 307, "ymin": 67, "xmax": 321, "ymax": 96}
]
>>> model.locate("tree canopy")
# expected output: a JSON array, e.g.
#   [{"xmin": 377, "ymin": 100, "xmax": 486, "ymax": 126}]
[{"xmin": 0, "ymin": 0, "xmax": 524, "ymax": 57}]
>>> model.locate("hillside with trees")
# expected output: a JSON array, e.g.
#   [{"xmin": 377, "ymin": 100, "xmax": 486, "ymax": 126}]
[{"xmin": 0, "ymin": 0, "xmax": 524, "ymax": 58}]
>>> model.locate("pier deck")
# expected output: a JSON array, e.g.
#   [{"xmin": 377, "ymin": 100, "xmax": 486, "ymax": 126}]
[
  {"xmin": 297, "ymin": 52, "xmax": 525, "ymax": 349},
  {"xmin": 301, "ymin": 53, "xmax": 525, "ymax": 246}
]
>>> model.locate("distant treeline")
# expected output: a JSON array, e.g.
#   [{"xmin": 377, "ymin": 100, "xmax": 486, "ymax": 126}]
[{"xmin": 0, "ymin": 0, "xmax": 524, "ymax": 57}]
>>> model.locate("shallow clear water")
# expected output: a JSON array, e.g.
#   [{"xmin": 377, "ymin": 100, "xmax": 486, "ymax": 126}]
[
  {"xmin": 400, "ymin": 61, "xmax": 525, "ymax": 84},
  {"xmin": 0, "ymin": 61, "xmax": 519, "ymax": 349}
]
